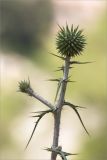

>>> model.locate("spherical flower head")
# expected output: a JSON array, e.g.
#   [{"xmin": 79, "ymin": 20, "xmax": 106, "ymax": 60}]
[{"xmin": 56, "ymin": 24, "xmax": 86, "ymax": 57}]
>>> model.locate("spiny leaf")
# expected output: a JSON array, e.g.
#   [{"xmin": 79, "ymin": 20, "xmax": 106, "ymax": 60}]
[
  {"xmin": 25, "ymin": 117, "xmax": 41, "ymax": 149},
  {"xmin": 50, "ymin": 53, "xmax": 65, "ymax": 60},
  {"xmin": 30, "ymin": 111, "xmax": 45, "ymax": 114},
  {"xmin": 64, "ymin": 103, "xmax": 86, "ymax": 109},
  {"xmin": 54, "ymin": 66, "xmax": 73, "ymax": 72},
  {"xmin": 46, "ymin": 78, "xmax": 61, "ymax": 82},
  {"xmin": 72, "ymin": 107, "xmax": 90, "ymax": 135},
  {"xmin": 54, "ymin": 66, "xmax": 64, "ymax": 72},
  {"xmin": 45, "ymin": 147, "xmax": 74, "ymax": 160},
  {"xmin": 25, "ymin": 109, "xmax": 52, "ymax": 149},
  {"xmin": 70, "ymin": 61, "xmax": 94, "ymax": 65},
  {"xmin": 69, "ymin": 66, "xmax": 74, "ymax": 69},
  {"xmin": 54, "ymin": 68, "xmax": 63, "ymax": 72},
  {"xmin": 63, "ymin": 152, "xmax": 78, "ymax": 156},
  {"xmin": 63, "ymin": 76, "xmax": 76, "ymax": 83},
  {"xmin": 64, "ymin": 102, "xmax": 90, "ymax": 136},
  {"xmin": 30, "ymin": 115, "xmax": 40, "ymax": 118},
  {"xmin": 66, "ymin": 80, "xmax": 76, "ymax": 83}
]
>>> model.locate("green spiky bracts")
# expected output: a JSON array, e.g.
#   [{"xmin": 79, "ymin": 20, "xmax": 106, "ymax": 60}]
[
  {"xmin": 18, "ymin": 79, "xmax": 31, "ymax": 93},
  {"xmin": 56, "ymin": 24, "xmax": 86, "ymax": 57}
]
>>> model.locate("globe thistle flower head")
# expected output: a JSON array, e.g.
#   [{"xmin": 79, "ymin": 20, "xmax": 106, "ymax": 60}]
[{"xmin": 56, "ymin": 24, "xmax": 86, "ymax": 57}]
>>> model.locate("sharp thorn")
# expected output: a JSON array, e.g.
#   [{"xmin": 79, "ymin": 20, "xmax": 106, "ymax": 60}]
[
  {"xmin": 25, "ymin": 109, "xmax": 52, "ymax": 150},
  {"xmin": 54, "ymin": 66, "xmax": 64, "ymax": 72},
  {"xmin": 53, "ymin": 68, "xmax": 63, "ymax": 72},
  {"xmin": 30, "ymin": 111, "xmax": 43, "ymax": 113},
  {"xmin": 65, "ymin": 80, "xmax": 76, "ymax": 83},
  {"xmin": 29, "ymin": 115, "xmax": 40, "ymax": 118},
  {"xmin": 70, "ymin": 61, "xmax": 95, "ymax": 65},
  {"xmin": 46, "ymin": 79, "xmax": 60, "ymax": 82},
  {"xmin": 73, "ymin": 108, "xmax": 90, "ymax": 136},
  {"xmin": 76, "ymin": 106, "xmax": 86, "ymax": 109},
  {"xmin": 49, "ymin": 53, "xmax": 65, "ymax": 60},
  {"xmin": 64, "ymin": 102, "xmax": 90, "ymax": 136},
  {"xmin": 68, "ymin": 80, "xmax": 76, "ymax": 82}
]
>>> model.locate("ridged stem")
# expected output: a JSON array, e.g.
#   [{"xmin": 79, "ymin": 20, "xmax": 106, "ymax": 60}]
[{"xmin": 51, "ymin": 56, "xmax": 70, "ymax": 160}]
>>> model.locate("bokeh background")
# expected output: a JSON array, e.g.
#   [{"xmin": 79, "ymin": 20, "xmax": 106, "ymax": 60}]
[{"xmin": 0, "ymin": 0, "xmax": 107, "ymax": 160}]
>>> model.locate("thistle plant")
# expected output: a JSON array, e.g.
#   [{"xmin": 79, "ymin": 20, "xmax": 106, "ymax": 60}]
[{"xmin": 18, "ymin": 24, "xmax": 91, "ymax": 160}]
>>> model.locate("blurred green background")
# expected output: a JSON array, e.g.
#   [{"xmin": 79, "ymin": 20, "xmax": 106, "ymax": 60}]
[{"xmin": 0, "ymin": 0, "xmax": 107, "ymax": 159}]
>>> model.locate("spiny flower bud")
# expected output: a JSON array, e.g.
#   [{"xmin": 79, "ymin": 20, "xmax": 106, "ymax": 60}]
[
  {"xmin": 56, "ymin": 24, "xmax": 86, "ymax": 57},
  {"xmin": 18, "ymin": 79, "xmax": 31, "ymax": 93}
]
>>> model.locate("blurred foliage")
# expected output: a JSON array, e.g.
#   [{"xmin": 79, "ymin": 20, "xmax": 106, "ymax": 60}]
[
  {"xmin": 0, "ymin": 0, "xmax": 54, "ymax": 56},
  {"xmin": 0, "ymin": 122, "xmax": 14, "ymax": 150},
  {"xmin": 1, "ymin": 91, "xmax": 28, "ymax": 121},
  {"xmin": 0, "ymin": 85, "xmax": 28, "ymax": 151},
  {"xmin": 80, "ymin": 124, "xmax": 107, "ymax": 160},
  {"xmin": 78, "ymin": 10, "xmax": 107, "ymax": 160}
]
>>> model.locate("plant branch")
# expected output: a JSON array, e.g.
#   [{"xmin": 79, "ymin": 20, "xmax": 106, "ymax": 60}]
[
  {"xmin": 18, "ymin": 80, "xmax": 55, "ymax": 110},
  {"xmin": 27, "ymin": 88, "xmax": 55, "ymax": 110}
]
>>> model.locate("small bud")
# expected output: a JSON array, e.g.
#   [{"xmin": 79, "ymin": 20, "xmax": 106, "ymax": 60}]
[{"xmin": 18, "ymin": 79, "xmax": 31, "ymax": 93}]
